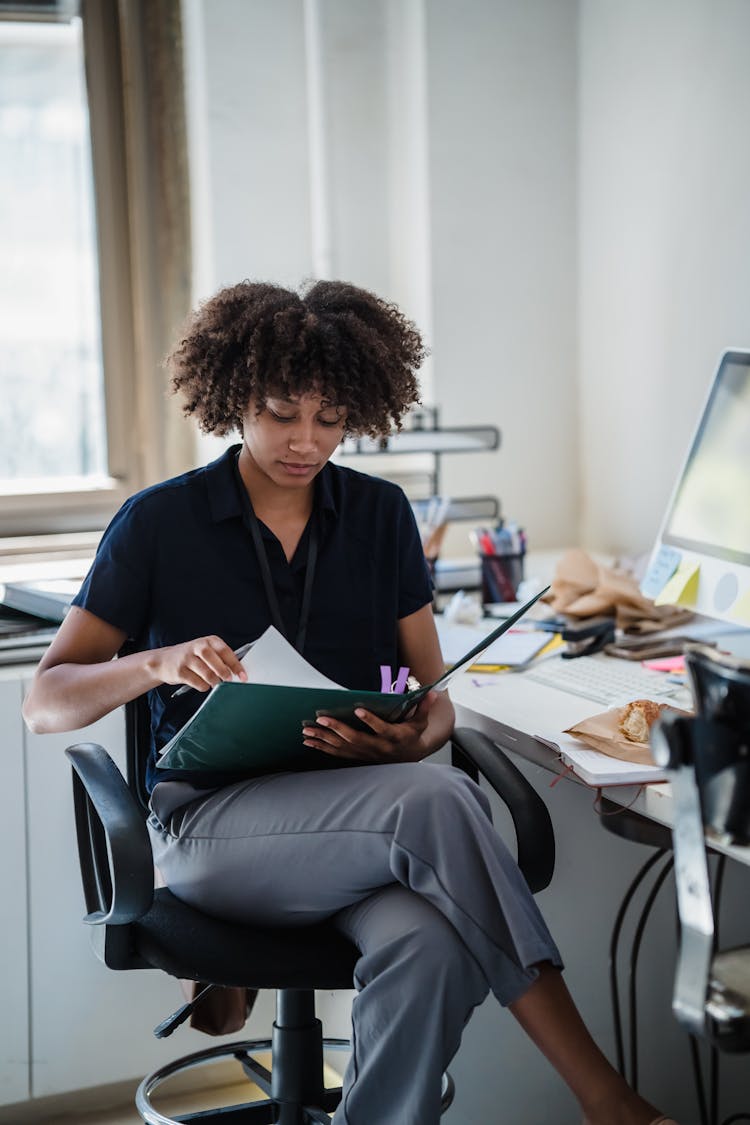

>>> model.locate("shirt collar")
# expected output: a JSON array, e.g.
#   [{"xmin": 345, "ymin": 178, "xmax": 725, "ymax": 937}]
[{"xmin": 204, "ymin": 443, "xmax": 339, "ymax": 522}]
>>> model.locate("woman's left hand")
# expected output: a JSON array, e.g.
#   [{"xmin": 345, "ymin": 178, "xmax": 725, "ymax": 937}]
[{"xmin": 302, "ymin": 691, "xmax": 439, "ymax": 763}]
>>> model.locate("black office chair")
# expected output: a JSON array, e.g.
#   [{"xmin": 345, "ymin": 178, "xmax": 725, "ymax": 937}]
[{"xmin": 66, "ymin": 696, "xmax": 555, "ymax": 1125}]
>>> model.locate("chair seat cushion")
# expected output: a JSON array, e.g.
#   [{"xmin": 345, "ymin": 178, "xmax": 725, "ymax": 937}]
[{"xmin": 133, "ymin": 888, "xmax": 359, "ymax": 989}]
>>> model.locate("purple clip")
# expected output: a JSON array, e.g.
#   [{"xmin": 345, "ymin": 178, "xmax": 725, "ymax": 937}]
[
  {"xmin": 393, "ymin": 666, "xmax": 410, "ymax": 694},
  {"xmin": 380, "ymin": 665, "xmax": 392, "ymax": 693}
]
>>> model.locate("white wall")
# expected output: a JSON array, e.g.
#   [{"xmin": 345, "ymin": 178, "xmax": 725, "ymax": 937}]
[
  {"xmin": 425, "ymin": 0, "xmax": 579, "ymax": 550},
  {"xmin": 182, "ymin": 0, "xmax": 580, "ymax": 554},
  {"xmin": 183, "ymin": 0, "xmax": 315, "ymax": 468},
  {"xmin": 578, "ymin": 0, "xmax": 750, "ymax": 556},
  {"xmin": 187, "ymin": 0, "xmax": 313, "ymax": 291},
  {"xmin": 184, "ymin": 0, "xmax": 750, "ymax": 563},
  {"xmin": 183, "ymin": 0, "xmax": 750, "ymax": 562}
]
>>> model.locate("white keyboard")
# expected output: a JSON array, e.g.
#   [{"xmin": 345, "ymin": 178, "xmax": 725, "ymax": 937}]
[{"xmin": 523, "ymin": 653, "xmax": 691, "ymax": 707}]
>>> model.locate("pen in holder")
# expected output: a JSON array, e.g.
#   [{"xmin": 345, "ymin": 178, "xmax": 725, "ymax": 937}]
[
  {"xmin": 473, "ymin": 520, "xmax": 526, "ymax": 603},
  {"xmin": 481, "ymin": 553, "xmax": 524, "ymax": 602}
]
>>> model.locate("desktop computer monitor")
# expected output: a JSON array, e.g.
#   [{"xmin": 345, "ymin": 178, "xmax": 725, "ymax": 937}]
[{"xmin": 641, "ymin": 349, "xmax": 750, "ymax": 624}]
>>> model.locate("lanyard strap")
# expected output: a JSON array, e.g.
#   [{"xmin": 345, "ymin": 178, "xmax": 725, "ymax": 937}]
[{"xmin": 235, "ymin": 456, "xmax": 318, "ymax": 654}]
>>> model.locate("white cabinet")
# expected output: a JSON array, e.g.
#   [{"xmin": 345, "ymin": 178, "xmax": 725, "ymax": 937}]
[
  {"xmin": 12, "ymin": 675, "xmax": 274, "ymax": 1102},
  {"xmin": 0, "ymin": 676, "xmax": 29, "ymax": 1106}
]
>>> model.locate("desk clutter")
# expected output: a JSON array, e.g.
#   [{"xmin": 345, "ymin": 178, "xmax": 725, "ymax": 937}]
[
  {"xmin": 541, "ymin": 547, "xmax": 693, "ymax": 634},
  {"xmin": 435, "ymin": 548, "xmax": 750, "ymax": 787}
]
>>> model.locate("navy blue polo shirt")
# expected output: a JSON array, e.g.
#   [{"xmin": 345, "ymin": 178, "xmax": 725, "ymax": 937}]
[{"xmin": 73, "ymin": 445, "xmax": 433, "ymax": 792}]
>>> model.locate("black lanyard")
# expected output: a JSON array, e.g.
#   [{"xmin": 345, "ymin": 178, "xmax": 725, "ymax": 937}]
[{"xmin": 234, "ymin": 455, "xmax": 319, "ymax": 654}]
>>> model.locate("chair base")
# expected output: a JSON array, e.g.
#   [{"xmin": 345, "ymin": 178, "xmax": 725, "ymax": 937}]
[
  {"xmin": 135, "ymin": 1037, "xmax": 455, "ymax": 1124},
  {"xmin": 135, "ymin": 1036, "xmax": 349, "ymax": 1124}
]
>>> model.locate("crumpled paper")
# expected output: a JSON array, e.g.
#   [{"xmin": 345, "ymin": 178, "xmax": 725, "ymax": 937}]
[
  {"xmin": 564, "ymin": 704, "xmax": 690, "ymax": 766},
  {"xmin": 543, "ymin": 548, "xmax": 693, "ymax": 633}
]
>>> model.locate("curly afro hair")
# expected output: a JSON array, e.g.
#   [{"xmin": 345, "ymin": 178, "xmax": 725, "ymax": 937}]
[{"xmin": 166, "ymin": 279, "xmax": 426, "ymax": 437}]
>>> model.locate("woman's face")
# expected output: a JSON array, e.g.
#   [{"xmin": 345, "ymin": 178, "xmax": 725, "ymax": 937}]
[{"xmin": 240, "ymin": 391, "xmax": 348, "ymax": 490}]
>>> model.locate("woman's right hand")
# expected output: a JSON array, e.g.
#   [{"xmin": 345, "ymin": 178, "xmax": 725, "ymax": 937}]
[
  {"xmin": 23, "ymin": 608, "xmax": 250, "ymax": 735},
  {"xmin": 149, "ymin": 635, "xmax": 249, "ymax": 693}
]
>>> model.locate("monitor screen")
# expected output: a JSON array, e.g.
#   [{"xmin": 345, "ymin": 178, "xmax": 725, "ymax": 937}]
[
  {"xmin": 642, "ymin": 350, "xmax": 750, "ymax": 624},
  {"xmin": 662, "ymin": 354, "xmax": 750, "ymax": 565}
]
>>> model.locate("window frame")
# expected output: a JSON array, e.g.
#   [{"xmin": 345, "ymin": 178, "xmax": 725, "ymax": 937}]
[{"xmin": 0, "ymin": 0, "xmax": 194, "ymax": 541}]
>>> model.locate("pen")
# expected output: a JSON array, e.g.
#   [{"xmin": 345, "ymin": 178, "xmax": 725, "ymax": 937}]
[
  {"xmin": 478, "ymin": 531, "xmax": 496, "ymax": 556},
  {"xmin": 171, "ymin": 640, "xmax": 255, "ymax": 698}
]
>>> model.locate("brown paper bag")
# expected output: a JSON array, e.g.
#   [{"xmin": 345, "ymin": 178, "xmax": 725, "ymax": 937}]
[
  {"xmin": 564, "ymin": 704, "xmax": 690, "ymax": 765},
  {"xmin": 544, "ymin": 548, "xmax": 693, "ymax": 633}
]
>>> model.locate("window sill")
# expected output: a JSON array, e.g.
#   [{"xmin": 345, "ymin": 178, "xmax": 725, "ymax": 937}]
[{"xmin": 0, "ymin": 477, "xmax": 127, "ymax": 538}]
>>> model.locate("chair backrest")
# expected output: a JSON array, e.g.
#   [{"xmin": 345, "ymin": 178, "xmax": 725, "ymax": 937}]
[
  {"xmin": 125, "ymin": 688, "xmax": 153, "ymax": 819},
  {"xmin": 116, "ymin": 639, "xmax": 155, "ymax": 818}
]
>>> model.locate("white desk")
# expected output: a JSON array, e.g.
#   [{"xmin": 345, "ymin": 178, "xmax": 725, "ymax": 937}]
[{"xmin": 448, "ymin": 662, "xmax": 750, "ymax": 867}]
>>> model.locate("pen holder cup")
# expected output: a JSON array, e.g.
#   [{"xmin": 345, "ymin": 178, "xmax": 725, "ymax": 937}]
[{"xmin": 481, "ymin": 554, "xmax": 524, "ymax": 603}]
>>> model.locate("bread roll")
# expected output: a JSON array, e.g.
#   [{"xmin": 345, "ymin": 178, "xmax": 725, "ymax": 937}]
[{"xmin": 618, "ymin": 699, "xmax": 665, "ymax": 743}]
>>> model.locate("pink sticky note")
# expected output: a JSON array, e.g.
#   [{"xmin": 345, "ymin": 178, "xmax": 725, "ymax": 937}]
[{"xmin": 642, "ymin": 655, "xmax": 686, "ymax": 673}]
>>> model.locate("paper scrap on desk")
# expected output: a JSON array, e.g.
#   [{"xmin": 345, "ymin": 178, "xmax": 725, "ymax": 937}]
[
  {"xmin": 467, "ymin": 673, "xmax": 506, "ymax": 686},
  {"xmin": 654, "ymin": 561, "xmax": 700, "ymax": 607},
  {"xmin": 731, "ymin": 587, "xmax": 750, "ymax": 625},
  {"xmin": 535, "ymin": 632, "xmax": 564, "ymax": 658},
  {"xmin": 642, "ymin": 654, "xmax": 686, "ymax": 673}
]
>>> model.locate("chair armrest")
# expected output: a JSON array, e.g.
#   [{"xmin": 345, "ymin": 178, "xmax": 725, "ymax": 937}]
[
  {"xmin": 65, "ymin": 742, "xmax": 154, "ymax": 925},
  {"xmin": 450, "ymin": 727, "xmax": 555, "ymax": 893}
]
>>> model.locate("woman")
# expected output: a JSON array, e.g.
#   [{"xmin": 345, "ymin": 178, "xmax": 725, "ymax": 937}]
[{"xmin": 23, "ymin": 279, "xmax": 676, "ymax": 1125}]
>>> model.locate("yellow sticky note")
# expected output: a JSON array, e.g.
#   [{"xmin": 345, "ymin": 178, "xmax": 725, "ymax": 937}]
[
  {"xmin": 538, "ymin": 633, "xmax": 565, "ymax": 656},
  {"xmin": 654, "ymin": 561, "xmax": 700, "ymax": 606},
  {"xmin": 731, "ymin": 587, "xmax": 750, "ymax": 624}
]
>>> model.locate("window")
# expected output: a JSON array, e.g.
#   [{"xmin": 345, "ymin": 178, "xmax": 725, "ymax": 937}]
[
  {"xmin": 0, "ymin": 0, "xmax": 193, "ymax": 542},
  {"xmin": 0, "ymin": 16, "xmax": 108, "ymax": 489}
]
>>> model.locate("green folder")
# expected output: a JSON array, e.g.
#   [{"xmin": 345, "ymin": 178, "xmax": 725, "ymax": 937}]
[{"xmin": 156, "ymin": 585, "xmax": 550, "ymax": 774}]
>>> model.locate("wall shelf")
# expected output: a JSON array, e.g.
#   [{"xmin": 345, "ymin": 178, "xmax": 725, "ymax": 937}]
[
  {"xmin": 339, "ymin": 424, "xmax": 499, "ymax": 458},
  {"xmin": 338, "ymin": 408, "xmax": 501, "ymax": 514}
]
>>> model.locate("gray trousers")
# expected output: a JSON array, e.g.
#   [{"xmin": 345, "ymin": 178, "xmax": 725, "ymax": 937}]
[{"xmin": 148, "ymin": 761, "xmax": 561, "ymax": 1125}]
